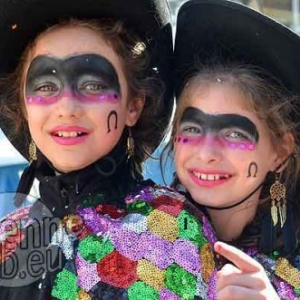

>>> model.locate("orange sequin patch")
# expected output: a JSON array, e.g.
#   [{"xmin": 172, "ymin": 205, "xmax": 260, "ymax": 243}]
[
  {"xmin": 275, "ymin": 257, "xmax": 300, "ymax": 288},
  {"xmin": 137, "ymin": 259, "xmax": 166, "ymax": 290},
  {"xmin": 200, "ymin": 243, "xmax": 215, "ymax": 283},
  {"xmin": 147, "ymin": 209, "xmax": 178, "ymax": 242}
]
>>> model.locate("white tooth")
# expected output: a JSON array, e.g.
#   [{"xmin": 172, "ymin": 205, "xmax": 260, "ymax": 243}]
[
  {"xmin": 77, "ymin": 132, "xmax": 82, "ymax": 135},
  {"xmin": 200, "ymin": 174, "xmax": 208, "ymax": 180},
  {"xmin": 215, "ymin": 175, "xmax": 220, "ymax": 180},
  {"xmin": 69, "ymin": 132, "xmax": 77, "ymax": 137},
  {"xmin": 194, "ymin": 172, "xmax": 200, "ymax": 179},
  {"xmin": 58, "ymin": 131, "xmax": 63, "ymax": 137},
  {"xmin": 207, "ymin": 175, "xmax": 214, "ymax": 181},
  {"xmin": 62, "ymin": 132, "xmax": 70, "ymax": 137}
]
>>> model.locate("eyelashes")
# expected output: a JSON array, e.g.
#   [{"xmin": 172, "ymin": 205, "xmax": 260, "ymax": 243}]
[
  {"xmin": 179, "ymin": 124, "xmax": 254, "ymax": 142},
  {"xmin": 26, "ymin": 91, "xmax": 120, "ymax": 105},
  {"xmin": 26, "ymin": 80, "xmax": 120, "ymax": 105},
  {"xmin": 174, "ymin": 134, "xmax": 256, "ymax": 151},
  {"xmin": 177, "ymin": 123, "xmax": 256, "ymax": 151}
]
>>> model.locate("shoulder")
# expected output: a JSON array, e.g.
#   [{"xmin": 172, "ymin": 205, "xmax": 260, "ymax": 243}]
[
  {"xmin": 124, "ymin": 184, "xmax": 217, "ymax": 243},
  {"xmin": 246, "ymin": 247, "xmax": 300, "ymax": 299},
  {"xmin": 125, "ymin": 184, "xmax": 186, "ymax": 204},
  {"xmin": 0, "ymin": 206, "xmax": 35, "ymax": 263}
]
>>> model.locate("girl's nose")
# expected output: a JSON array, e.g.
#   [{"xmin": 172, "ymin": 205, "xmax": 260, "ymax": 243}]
[
  {"xmin": 195, "ymin": 135, "xmax": 222, "ymax": 163},
  {"xmin": 56, "ymin": 91, "xmax": 83, "ymax": 118}
]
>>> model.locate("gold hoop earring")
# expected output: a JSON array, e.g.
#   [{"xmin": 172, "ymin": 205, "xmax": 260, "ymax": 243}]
[
  {"xmin": 29, "ymin": 139, "xmax": 37, "ymax": 163},
  {"xmin": 126, "ymin": 128, "xmax": 134, "ymax": 159},
  {"xmin": 270, "ymin": 172, "xmax": 286, "ymax": 228}
]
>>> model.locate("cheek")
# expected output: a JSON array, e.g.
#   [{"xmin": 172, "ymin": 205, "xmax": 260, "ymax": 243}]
[
  {"xmin": 26, "ymin": 106, "xmax": 47, "ymax": 128},
  {"xmin": 173, "ymin": 143, "xmax": 190, "ymax": 167}
]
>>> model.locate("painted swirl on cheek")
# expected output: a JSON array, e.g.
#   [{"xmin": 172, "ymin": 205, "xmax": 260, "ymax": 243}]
[
  {"xmin": 25, "ymin": 54, "xmax": 121, "ymax": 105},
  {"xmin": 175, "ymin": 107, "xmax": 259, "ymax": 151}
]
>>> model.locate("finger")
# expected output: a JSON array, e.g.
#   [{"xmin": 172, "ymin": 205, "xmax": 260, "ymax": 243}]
[
  {"xmin": 217, "ymin": 271, "xmax": 268, "ymax": 292},
  {"xmin": 214, "ymin": 241, "xmax": 262, "ymax": 273},
  {"xmin": 217, "ymin": 285, "xmax": 266, "ymax": 300},
  {"xmin": 217, "ymin": 263, "xmax": 241, "ymax": 279}
]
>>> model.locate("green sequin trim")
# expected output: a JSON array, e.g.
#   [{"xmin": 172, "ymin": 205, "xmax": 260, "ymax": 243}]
[
  {"xmin": 78, "ymin": 234, "xmax": 114, "ymax": 263},
  {"xmin": 271, "ymin": 250, "xmax": 280, "ymax": 260},
  {"xmin": 178, "ymin": 210, "xmax": 207, "ymax": 249},
  {"xmin": 81, "ymin": 194, "xmax": 106, "ymax": 208},
  {"xmin": 294, "ymin": 287, "xmax": 300, "ymax": 296},
  {"xmin": 165, "ymin": 263, "xmax": 197, "ymax": 299},
  {"xmin": 128, "ymin": 281, "xmax": 159, "ymax": 300},
  {"xmin": 127, "ymin": 201, "xmax": 153, "ymax": 215},
  {"xmin": 52, "ymin": 269, "xmax": 79, "ymax": 300}
]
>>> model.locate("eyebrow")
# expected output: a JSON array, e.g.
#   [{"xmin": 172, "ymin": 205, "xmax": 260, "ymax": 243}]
[{"xmin": 181, "ymin": 107, "xmax": 260, "ymax": 142}]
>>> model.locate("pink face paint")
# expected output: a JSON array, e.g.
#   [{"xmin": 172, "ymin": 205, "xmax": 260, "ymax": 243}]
[
  {"xmin": 26, "ymin": 91, "xmax": 120, "ymax": 105},
  {"xmin": 175, "ymin": 134, "xmax": 256, "ymax": 151}
]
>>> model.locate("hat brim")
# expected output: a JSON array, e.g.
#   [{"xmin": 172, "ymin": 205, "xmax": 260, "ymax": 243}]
[
  {"xmin": 174, "ymin": 0, "xmax": 300, "ymax": 97},
  {"xmin": 0, "ymin": 0, "xmax": 173, "ymax": 160}
]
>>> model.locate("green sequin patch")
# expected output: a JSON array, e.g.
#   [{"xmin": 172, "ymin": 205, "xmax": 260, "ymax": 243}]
[
  {"xmin": 52, "ymin": 269, "xmax": 79, "ymax": 300},
  {"xmin": 128, "ymin": 281, "xmax": 159, "ymax": 300},
  {"xmin": 165, "ymin": 263, "xmax": 197, "ymax": 300},
  {"xmin": 127, "ymin": 201, "xmax": 154, "ymax": 215},
  {"xmin": 78, "ymin": 234, "xmax": 114, "ymax": 263},
  {"xmin": 294, "ymin": 287, "xmax": 300, "ymax": 296},
  {"xmin": 178, "ymin": 210, "xmax": 207, "ymax": 249}
]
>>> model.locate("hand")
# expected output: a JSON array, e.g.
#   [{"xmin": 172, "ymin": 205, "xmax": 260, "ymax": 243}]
[{"xmin": 214, "ymin": 241, "xmax": 279, "ymax": 300}]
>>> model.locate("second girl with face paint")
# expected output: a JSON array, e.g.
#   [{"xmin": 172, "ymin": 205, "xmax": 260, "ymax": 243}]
[{"xmin": 166, "ymin": 0, "xmax": 300, "ymax": 299}]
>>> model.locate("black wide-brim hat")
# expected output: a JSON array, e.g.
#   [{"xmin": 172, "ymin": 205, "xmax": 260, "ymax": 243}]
[
  {"xmin": 0, "ymin": 0, "xmax": 173, "ymax": 160},
  {"xmin": 174, "ymin": 0, "xmax": 300, "ymax": 97}
]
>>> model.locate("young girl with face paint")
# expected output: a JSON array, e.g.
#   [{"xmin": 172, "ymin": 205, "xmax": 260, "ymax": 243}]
[
  {"xmin": 0, "ymin": 1, "xmax": 221, "ymax": 299},
  {"xmin": 167, "ymin": 0, "xmax": 300, "ymax": 299}
]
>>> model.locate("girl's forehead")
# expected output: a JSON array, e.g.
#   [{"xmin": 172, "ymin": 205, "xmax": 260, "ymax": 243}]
[
  {"xmin": 31, "ymin": 26, "xmax": 112, "ymax": 61},
  {"xmin": 183, "ymin": 82, "xmax": 251, "ymax": 116},
  {"xmin": 177, "ymin": 82, "xmax": 273, "ymax": 135}
]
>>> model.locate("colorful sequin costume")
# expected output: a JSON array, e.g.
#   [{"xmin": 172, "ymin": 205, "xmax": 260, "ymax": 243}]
[
  {"xmin": 1, "ymin": 159, "xmax": 300, "ymax": 299},
  {"xmin": 3, "ymin": 190, "xmax": 300, "ymax": 300},
  {"xmin": 0, "ymin": 155, "xmax": 218, "ymax": 300},
  {"xmin": 0, "ymin": 186, "xmax": 218, "ymax": 299}
]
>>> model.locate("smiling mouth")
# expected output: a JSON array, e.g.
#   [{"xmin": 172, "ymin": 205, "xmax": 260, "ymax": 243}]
[
  {"xmin": 52, "ymin": 131, "xmax": 88, "ymax": 138},
  {"xmin": 191, "ymin": 171, "xmax": 231, "ymax": 181}
]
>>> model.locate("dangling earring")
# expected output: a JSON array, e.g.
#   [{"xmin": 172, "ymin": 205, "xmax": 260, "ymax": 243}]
[
  {"xmin": 270, "ymin": 172, "xmax": 286, "ymax": 228},
  {"xmin": 126, "ymin": 127, "xmax": 135, "ymax": 159},
  {"xmin": 29, "ymin": 139, "xmax": 37, "ymax": 163}
]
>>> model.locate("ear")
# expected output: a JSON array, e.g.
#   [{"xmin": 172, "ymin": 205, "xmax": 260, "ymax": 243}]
[
  {"xmin": 125, "ymin": 95, "xmax": 145, "ymax": 126},
  {"xmin": 272, "ymin": 132, "xmax": 295, "ymax": 172}
]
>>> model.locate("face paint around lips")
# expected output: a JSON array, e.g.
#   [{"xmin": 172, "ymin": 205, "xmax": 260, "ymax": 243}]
[
  {"xmin": 25, "ymin": 54, "xmax": 121, "ymax": 105},
  {"xmin": 175, "ymin": 107, "xmax": 259, "ymax": 151}
]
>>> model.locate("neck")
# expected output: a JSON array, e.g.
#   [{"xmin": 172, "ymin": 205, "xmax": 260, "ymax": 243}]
[
  {"xmin": 207, "ymin": 194, "xmax": 260, "ymax": 241},
  {"xmin": 207, "ymin": 200, "xmax": 258, "ymax": 242}
]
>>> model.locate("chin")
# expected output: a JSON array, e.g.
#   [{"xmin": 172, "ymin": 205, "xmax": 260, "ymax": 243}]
[
  {"xmin": 53, "ymin": 161, "xmax": 91, "ymax": 173},
  {"xmin": 190, "ymin": 192, "xmax": 227, "ymax": 208}
]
